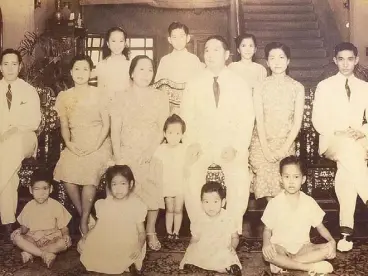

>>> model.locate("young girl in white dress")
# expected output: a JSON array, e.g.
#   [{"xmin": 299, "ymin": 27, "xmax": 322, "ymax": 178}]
[
  {"xmin": 179, "ymin": 181, "xmax": 242, "ymax": 276},
  {"xmin": 228, "ymin": 33, "xmax": 267, "ymax": 92},
  {"xmin": 150, "ymin": 114, "xmax": 187, "ymax": 239},
  {"xmin": 92, "ymin": 26, "xmax": 131, "ymax": 104},
  {"xmin": 78, "ymin": 165, "xmax": 147, "ymax": 275}
]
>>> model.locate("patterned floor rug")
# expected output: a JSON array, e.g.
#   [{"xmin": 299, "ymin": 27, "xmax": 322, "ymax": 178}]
[{"xmin": 0, "ymin": 234, "xmax": 368, "ymax": 276}]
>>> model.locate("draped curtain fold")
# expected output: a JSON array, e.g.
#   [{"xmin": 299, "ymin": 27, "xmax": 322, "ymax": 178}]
[{"xmin": 79, "ymin": 0, "xmax": 230, "ymax": 9}]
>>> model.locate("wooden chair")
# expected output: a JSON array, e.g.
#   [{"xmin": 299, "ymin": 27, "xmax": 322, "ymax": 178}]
[
  {"xmin": 17, "ymin": 87, "xmax": 59, "ymax": 204},
  {"xmin": 18, "ymin": 87, "xmax": 58, "ymax": 186},
  {"xmin": 297, "ymin": 87, "xmax": 338, "ymax": 211}
]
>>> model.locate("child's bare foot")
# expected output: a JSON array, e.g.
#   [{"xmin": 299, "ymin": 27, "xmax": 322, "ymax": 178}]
[
  {"xmin": 309, "ymin": 261, "xmax": 333, "ymax": 274},
  {"xmin": 41, "ymin": 251, "xmax": 56, "ymax": 268},
  {"xmin": 21, "ymin": 251, "xmax": 33, "ymax": 263}
]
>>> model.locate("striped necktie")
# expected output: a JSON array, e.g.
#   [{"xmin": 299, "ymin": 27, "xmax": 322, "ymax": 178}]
[
  {"xmin": 6, "ymin": 84, "xmax": 12, "ymax": 110},
  {"xmin": 213, "ymin": 76, "xmax": 220, "ymax": 108},
  {"xmin": 345, "ymin": 78, "xmax": 351, "ymax": 100}
]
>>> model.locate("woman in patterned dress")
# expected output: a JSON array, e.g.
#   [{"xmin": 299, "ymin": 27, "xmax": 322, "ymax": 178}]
[
  {"xmin": 54, "ymin": 55, "xmax": 112, "ymax": 235},
  {"xmin": 110, "ymin": 55, "xmax": 169, "ymax": 251},
  {"xmin": 250, "ymin": 42, "xmax": 305, "ymax": 201}
]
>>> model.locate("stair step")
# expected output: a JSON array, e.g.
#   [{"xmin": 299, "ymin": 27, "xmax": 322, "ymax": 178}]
[
  {"xmin": 244, "ymin": 0, "xmax": 312, "ymax": 5},
  {"xmin": 249, "ymin": 29, "xmax": 321, "ymax": 38},
  {"xmin": 244, "ymin": 12, "xmax": 316, "ymax": 21},
  {"xmin": 301, "ymin": 80, "xmax": 319, "ymax": 89},
  {"xmin": 245, "ymin": 21, "xmax": 318, "ymax": 30},
  {"xmin": 289, "ymin": 68, "xmax": 325, "ymax": 80},
  {"xmin": 256, "ymin": 48, "xmax": 327, "ymax": 59},
  {"xmin": 256, "ymin": 58, "xmax": 330, "ymax": 69},
  {"xmin": 295, "ymin": 76, "xmax": 320, "ymax": 86},
  {"xmin": 244, "ymin": 4, "xmax": 314, "ymax": 13},
  {"xmin": 257, "ymin": 38, "xmax": 324, "ymax": 48}
]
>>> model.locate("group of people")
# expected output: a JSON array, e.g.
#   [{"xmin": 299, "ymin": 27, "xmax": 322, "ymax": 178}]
[{"xmin": 0, "ymin": 20, "xmax": 368, "ymax": 275}]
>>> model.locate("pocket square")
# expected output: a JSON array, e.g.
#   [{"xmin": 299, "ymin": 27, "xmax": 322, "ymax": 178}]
[{"xmin": 20, "ymin": 101, "xmax": 27, "ymax": 105}]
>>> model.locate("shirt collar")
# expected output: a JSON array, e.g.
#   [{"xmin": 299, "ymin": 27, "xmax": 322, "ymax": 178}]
[
  {"xmin": 0, "ymin": 77, "xmax": 21, "ymax": 88},
  {"xmin": 171, "ymin": 48, "xmax": 188, "ymax": 55},
  {"xmin": 336, "ymin": 72, "xmax": 356, "ymax": 82},
  {"xmin": 205, "ymin": 66, "xmax": 230, "ymax": 80}
]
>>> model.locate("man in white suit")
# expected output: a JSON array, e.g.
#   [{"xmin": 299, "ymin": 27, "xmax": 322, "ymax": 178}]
[
  {"xmin": 181, "ymin": 35, "xmax": 255, "ymax": 234},
  {"xmin": 312, "ymin": 42, "xmax": 368, "ymax": 252},
  {"xmin": 0, "ymin": 49, "xmax": 41, "ymax": 236}
]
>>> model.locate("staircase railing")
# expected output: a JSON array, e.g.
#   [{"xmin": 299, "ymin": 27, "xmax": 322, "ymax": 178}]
[
  {"xmin": 236, "ymin": 0, "xmax": 245, "ymax": 36},
  {"xmin": 229, "ymin": 0, "xmax": 244, "ymax": 59}
]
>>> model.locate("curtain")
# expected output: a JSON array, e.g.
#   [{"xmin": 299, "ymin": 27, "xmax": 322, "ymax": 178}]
[{"xmin": 79, "ymin": 0, "xmax": 230, "ymax": 9}]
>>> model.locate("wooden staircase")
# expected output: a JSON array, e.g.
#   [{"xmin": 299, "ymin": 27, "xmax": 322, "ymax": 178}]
[
  {"xmin": 239, "ymin": 0, "xmax": 368, "ymax": 239},
  {"xmin": 242, "ymin": 0, "xmax": 330, "ymax": 89}
]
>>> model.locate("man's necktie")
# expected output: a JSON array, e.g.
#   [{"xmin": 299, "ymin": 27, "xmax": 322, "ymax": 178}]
[
  {"xmin": 213, "ymin": 76, "xmax": 220, "ymax": 108},
  {"xmin": 6, "ymin": 84, "xmax": 12, "ymax": 110},
  {"xmin": 345, "ymin": 78, "xmax": 351, "ymax": 100}
]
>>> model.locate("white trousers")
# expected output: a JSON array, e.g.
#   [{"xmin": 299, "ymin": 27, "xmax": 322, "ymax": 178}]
[
  {"xmin": 184, "ymin": 152, "xmax": 250, "ymax": 234},
  {"xmin": 0, "ymin": 131, "xmax": 37, "ymax": 224},
  {"xmin": 324, "ymin": 136, "xmax": 368, "ymax": 231}
]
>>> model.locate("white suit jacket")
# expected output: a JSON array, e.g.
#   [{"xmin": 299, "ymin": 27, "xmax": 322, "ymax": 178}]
[
  {"xmin": 181, "ymin": 67, "xmax": 255, "ymax": 160},
  {"xmin": 0, "ymin": 78, "xmax": 41, "ymax": 136},
  {"xmin": 312, "ymin": 72, "xmax": 368, "ymax": 153}
]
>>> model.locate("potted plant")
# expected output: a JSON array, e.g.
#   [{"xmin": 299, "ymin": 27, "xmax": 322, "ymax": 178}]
[{"xmin": 18, "ymin": 31, "xmax": 73, "ymax": 93}]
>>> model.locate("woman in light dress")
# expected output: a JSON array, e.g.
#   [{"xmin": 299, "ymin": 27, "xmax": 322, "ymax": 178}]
[
  {"xmin": 110, "ymin": 55, "xmax": 169, "ymax": 251},
  {"xmin": 53, "ymin": 55, "xmax": 112, "ymax": 235}
]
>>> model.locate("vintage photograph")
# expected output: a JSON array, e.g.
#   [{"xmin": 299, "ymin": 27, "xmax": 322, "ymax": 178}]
[{"xmin": 0, "ymin": 0, "xmax": 368, "ymax": 275}]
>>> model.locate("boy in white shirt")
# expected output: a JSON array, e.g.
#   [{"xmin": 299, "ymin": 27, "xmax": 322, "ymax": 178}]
[
  {"xmin": 262, "ymin": 156, "xmax": 336, "ymax": 275},
  {"xmin": 155, "ymin": 22, "xmax": 204, "ymax": 113}
]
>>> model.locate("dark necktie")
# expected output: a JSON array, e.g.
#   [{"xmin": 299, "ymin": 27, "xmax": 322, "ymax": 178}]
[
  {"xmin": 345, "ymin": 78, "xmax": 351, "ymax": 100},
  {"xmin": 213, "ymin": 76, "xmax": 220, "ymax": 108},
  {"xmin": 6, "ymin": 84, "xmax": 12, "ymax": 110}
]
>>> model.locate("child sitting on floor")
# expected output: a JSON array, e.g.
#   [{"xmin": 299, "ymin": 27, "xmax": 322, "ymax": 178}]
[
  {"xmin": 262, "ymin": 156, "xmax": 336, "ymax": 275},
  {"xmin": 11, "ymin": 171, "xmax": 72, "ymax": 268},
  {"xmin": 180, "ymin": 181, "xmax": 242, "ymax": 276},
  {"xmin": 78, "ymin": 165, "xmax": 147, "ymax": 275}
]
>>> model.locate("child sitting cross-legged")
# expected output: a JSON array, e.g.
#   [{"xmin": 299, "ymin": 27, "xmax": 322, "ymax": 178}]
[
  {"xmin": 262, "ymin": 156, "xmax": 336, "ymax": 275},
  {"xmin": 180, "ymin": 181, "xmax": 242, "ymax": 276},
  {"xmin": 11, "ymin": 171, "xmax": 72, "ymax": 268}
]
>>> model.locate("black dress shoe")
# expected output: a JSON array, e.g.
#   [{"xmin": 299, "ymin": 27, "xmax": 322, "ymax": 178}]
[
  {"xmin": 225, "ymin": 264, "xmax": 242, "ymax": 276},
  {"xmin": 129, "ymin": 264, "xmax": 142, "ymax": 275},
  {"xmin": 183, "ymin": 264, "xmax": 198, "ymax": 272},
  {"xmin": 3, "ymin": 223, "xmax": 14, "ymax": 242}
]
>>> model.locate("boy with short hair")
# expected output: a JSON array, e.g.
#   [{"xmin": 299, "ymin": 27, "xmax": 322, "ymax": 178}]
[
  {"xmin": 11, "ymin": 171, "xmax": 72, "ymax": 268},
  {"xmin": 312, "ymin": 42, "xmax": 368, "ymax": 252},
  {"xmin": 262, "ymin": 156, "xmax": 336, "ymax": 274},
  {"xmin": 155, "ymin": 22, "xmax": 204, "ymax": 113},
  {"xmin": 155, "ymin": 21, "xmax": 203, "ymax": 83}
]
